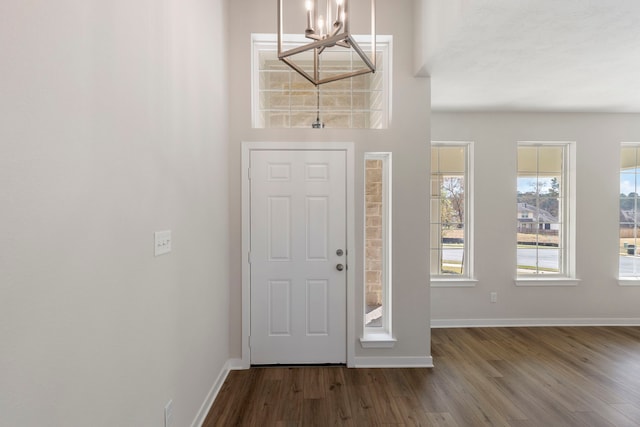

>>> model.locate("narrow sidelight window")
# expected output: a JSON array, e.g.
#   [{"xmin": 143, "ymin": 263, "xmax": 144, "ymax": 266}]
[
  {"xmin": 363, "ymin": 153, "xmax": 392, "ymax": 337},
  {"xmin": 430, "ymin": 142, "xmax": 473, "ymax": 281},
  {"xmin": 619, "ymin": 143, "xmax": 640, "ymax": 279}
]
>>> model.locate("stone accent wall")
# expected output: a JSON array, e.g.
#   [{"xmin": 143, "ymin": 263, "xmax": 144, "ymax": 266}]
[
  {"xmin": 365, "ymin": 159, "xmax": 383, "ymax": 307},
  {"xmin": 258, "ymin": 55, "xmax": 384, "ymax": 129}
]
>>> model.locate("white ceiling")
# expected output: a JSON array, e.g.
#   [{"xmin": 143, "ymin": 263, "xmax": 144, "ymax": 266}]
[{"xmin": 427, "ymin": 0, "xmax": 640, "ymax": 112}]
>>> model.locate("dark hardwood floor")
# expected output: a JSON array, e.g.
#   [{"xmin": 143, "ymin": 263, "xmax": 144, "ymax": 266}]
[{"xmin": 204, "ymin": 327, "xmax": 640, "ymax": 426}]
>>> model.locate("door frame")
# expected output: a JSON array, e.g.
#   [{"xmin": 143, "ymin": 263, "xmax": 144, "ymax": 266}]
[{"xmin": 241, "ymin": 141, "xmax": 355, "ymax": 368}]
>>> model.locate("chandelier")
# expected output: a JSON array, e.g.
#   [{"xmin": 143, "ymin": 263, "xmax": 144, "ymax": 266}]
[{"xmin": 277, "ymin": 0, "xmax": 376, "ymax": 86}]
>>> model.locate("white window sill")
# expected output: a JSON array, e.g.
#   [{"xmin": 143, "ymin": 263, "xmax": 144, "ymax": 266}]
[
  {"xmin": 431, "ymin": 278, "xmax": 478, "ymax": 288},
  {"xmin": 360, "ymin": 332, "xmax": 396, "ymax": 349},
  {"xmin": 618, "ymin": 278, "xmax": 640, "ymax": 286},
  {"xmin": 515, "ymin": 277, "xmax": 580, "ymax": 287}
]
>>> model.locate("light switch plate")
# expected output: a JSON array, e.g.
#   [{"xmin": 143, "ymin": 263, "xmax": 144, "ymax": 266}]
[{"xmin": 155, "ymin": 230, "xmax": 172, "ymax": 256}]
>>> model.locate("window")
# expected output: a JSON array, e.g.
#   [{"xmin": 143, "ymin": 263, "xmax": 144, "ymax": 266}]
[
  {"xmin": 517, "ymin": 142, "xmax": 576, "ymax": 282},
  {"xmin": 251, "ymin": 34, "xmax": 391, "ymax": 129},
  {"xmin": 361, "ymin": 153, "xmax": 394, "ymax": 347},
  {"xmin": 619, "ymin": 143, "xmax": 640, "ymax": 282},
  {"xmin": 430, "ymin": 142, "xmax": 474, "ymax": 285}
]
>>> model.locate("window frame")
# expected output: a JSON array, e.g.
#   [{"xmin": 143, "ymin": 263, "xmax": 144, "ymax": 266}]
[
  {"xmin": 360, "ymin": 152, "xmax": 395, "ymax": 348},
  {"xmin": 430, "ymin": 141, "xmax": 476, "ymax": 287},
  {"xmin": 515, "ymin": 141, "xmax": 578, "ymax": 286},
  {"xmin": 250, "ymin": 33, "xmax": 392, "ymax": 129},
  {"xmin": 618, "ymin": 142, "xmax": 640, "ymax": 285}
]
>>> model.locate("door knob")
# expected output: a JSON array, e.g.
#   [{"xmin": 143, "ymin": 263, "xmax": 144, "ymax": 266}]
[
  {"xmin": 336, "ymin": 264, "xmax": 344, "ymax": 271},
  {"xmin": 336, "ymin": 249, "xmax": 344, "ymax": 256}
]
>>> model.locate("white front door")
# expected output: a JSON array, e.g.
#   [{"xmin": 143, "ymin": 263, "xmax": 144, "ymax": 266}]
[{"xmin": 249, "ymin": 150, "xmax": 347, "ymax": 364}]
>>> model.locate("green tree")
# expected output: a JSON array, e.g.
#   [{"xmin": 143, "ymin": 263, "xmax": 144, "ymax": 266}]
[{"xmin": 548, "ymin": 177, "xmax": 559, "ymax": 197}]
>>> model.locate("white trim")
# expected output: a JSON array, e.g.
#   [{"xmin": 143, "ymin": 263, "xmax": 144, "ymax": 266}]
[
  {"xmin": 362, "ymin": 152, "xmax": 393, "ymax": 342},
  {"xmin": 190, "ymin": 359, "xmax": 243, "ymax": 427},
  {"xmin": 241, "ymin": 144, "xmax": 252, "ymax": 369},
  {"xmin": 359, "ymin": 332, "xmax": 396, "ymax": 348},
  {"xmin": 431, "ymin": 318, "xmax": 640, "ymax": 328},
  {"xmin": 618, "ymin": 278, "xmax": 640, "ymax": 286},
  {"xmin": 241, "ymin": 141, "xmax": 356, "ymax": 368},
  {"xmin": 353, "ymin": 356, "xmax": 434, "ymax": 368},
  {"xmin": 430, "ymin": 141, "xmax": 474, "ymax": 280},
  {"xmin": 430, "ymin": 278, "xmax": 478, "ymax": 288},
  {"xmin": 516, "ymin": 141, "xmax": 576, "ymax": 279},
  {"xmin": 619, "ymin": 142, "xmax": 640, "ymax": 279},
  {"xmin": 346, "ymin": 143, "xmax": 356, "ymax": 368},
  {"xmin": 515, "ymin": 277, "xmax": 581, "ymax": 287}
]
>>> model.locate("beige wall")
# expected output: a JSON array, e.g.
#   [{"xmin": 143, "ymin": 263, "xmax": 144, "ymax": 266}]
[
  {"xmin": 414, "ymin": 0, "xmax": 469, "ymax": 76},
  {"xmin": 228, "ymin": 0, "xmax": 432, "ymax": 362},
  {"xmin": 1, "ymin": 1, "xmax": 230, "ymax": 425},
  {"xmin": 432, "ymin": 112, "xmax": 640, "ymax": 324}
]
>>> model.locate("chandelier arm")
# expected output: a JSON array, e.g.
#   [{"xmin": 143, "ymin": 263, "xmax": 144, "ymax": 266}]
[
  {"xmin": 346, "ymin": 36, "xmax": 376, "ymax": 72},
  {"xmin": 316, "ymin": 67, "xmax": 372, "ymax": 85},
  {"xmin": 281, "ymin": 57, "xmax": 318, "ymax": 86},
  {"xmin": 371, "ymin": 0, "xmax": 376, "ymax": 67},
  {"xmin": 278, "ymin": 33, "xmax": 348, "ymax": 59},
  {"xmin": 314, "ymin": 48, "xmax": 319, "ymax": 83},
  {"xmin": 330, "ymin": 21, "xmax": 344, "ymax": 38},
  {"xmin": 277, "ymin": 0, "xmax": 284, "ymax": 58},
  {"xmin": 344, "ymin": 0, "xmax": 349, "ymax": 34}
]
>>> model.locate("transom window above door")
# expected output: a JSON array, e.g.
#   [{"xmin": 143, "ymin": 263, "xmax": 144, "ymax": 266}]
[{"xmin": 251, "ymin": 34, "xmax": 391, "ymax": 129}]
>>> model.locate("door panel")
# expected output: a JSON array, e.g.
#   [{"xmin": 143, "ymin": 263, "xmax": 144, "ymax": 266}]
[{"xmin": 250, "ymin": 150, "xmax": 347, "ymax": 364}]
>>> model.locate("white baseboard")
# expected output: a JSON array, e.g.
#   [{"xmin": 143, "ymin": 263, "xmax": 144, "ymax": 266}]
[
  {"xmin": 431, "ymin": 318, "xmax": 640, "ymax": 328},
  {"xmin": 227, "ymin": 358, "xmax": 245, "ymax": 370},
  {"xmin": 190, "ymin": 358, "xmax": 244, "ymax": 427},
  {"xmin": 353, "ymin": 356, "xmax": 434, "ymax": 368}
]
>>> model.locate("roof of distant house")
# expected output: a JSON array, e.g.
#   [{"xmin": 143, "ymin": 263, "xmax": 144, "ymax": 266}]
[{"xmin": 517, "ymin": 203, "xmax": 557, "ymax": 223}]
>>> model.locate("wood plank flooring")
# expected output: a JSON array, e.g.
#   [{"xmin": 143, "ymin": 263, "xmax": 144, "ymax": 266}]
[{"xmin": 204, "ymin": 327, "xmax": 640, "ymax": 426}]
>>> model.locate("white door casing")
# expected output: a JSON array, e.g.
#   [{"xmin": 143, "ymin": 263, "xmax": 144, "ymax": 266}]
[{"xmin": 249, "ymin": 149, "xmax": 347, "ymax": 364}]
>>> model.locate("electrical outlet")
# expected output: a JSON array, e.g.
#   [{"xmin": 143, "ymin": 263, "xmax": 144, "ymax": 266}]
[
  {"xmin": 164, "ymin": 400, "xmax": 174, "ymax": 427},
  {"xmin": 155, "ymin": 230, "xmax": 172, "ymax": 256},
  {"xmin": 490, "ymin": 292, "xmax": 498, "ymax": 303}
]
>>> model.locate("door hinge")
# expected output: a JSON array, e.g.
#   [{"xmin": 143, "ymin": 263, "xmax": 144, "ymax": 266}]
[
  {"xmin": 248, "ymin": 252, "xmax": 252, "ymax": 264},
  {"xmin": 248, "ymin": 335, "xmax": 252, "ymax": 348},
  {"xmin": 248, "ymin": 167, "xmax": 252, "ymax": 180}
]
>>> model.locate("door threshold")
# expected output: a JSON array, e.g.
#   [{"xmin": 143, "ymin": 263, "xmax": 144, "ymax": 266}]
[{"xmin": 251, "ymin": 363, "xmax": 347, "ymax": 368}]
